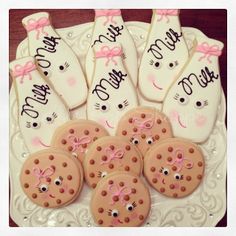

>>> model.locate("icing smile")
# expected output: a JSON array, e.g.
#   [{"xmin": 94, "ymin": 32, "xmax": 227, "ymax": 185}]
[
  {"xmin": 106, "ymin": 120, "xmax": 114, "ymax": 129},
  {"xmin": 152, "ymin": 81, "xmax": 163, "ymax": 90},
  {"xmin": 49, "ymin": 194, "xmax": 55, "ymax": 198},
  {"xmin": 177, "ymin": 115, "xmax": 187, "ymax": 128},
  {"xmin": 38, "ymin": 139, "xmax": 50, "ymax": 148},
  {"xmin": 162, "ymin": 178, "xmax": 166, "ymax": 184}
]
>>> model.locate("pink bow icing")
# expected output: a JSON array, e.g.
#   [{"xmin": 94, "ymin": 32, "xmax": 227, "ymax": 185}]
[
  {"xmin": 25, "ymin": 17, "xmax": 50, "ymax": 40},
  {"xmin": 95, "ymin": 9, "xmax": 121, "ymax": 25},
  {"xmin": 196, "ymin": 42, "xmax": 222, "ymax": 63},
  {"xmin": 155, "ymin": 9, "xmax": 179, "ymax": 23},
  {"xmin": 33, "ymin": 166, "xmax": 55, "ymax": 187},
  {"xmin": 167, "ymin": 149, "xmax": 194, "ymax": 172},
  {"xmin": 68, "ymin": 135, "xmax": 91, "ymax": 153},
  {"xmin": 101, "ymin": 147, "xmax": 125, "ymax": 165},
  {"xmin": 132, "ymin": 116, "xmax": 154, "ymax": 136},
  {"xmin": 109, "ymin": 184, "xmax": 132, "ymax": 206},
  {"xmin": 12, "ymin": 61, "xmax": 37, "ymax": 84},
  {"xmin": 95, "ymin": 46, "xmax": 123, "ymax": 66}
]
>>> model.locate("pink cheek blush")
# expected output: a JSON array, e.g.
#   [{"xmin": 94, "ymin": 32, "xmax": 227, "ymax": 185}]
[
  {"xmin": 169, "ymin": 109, "xmax": 179, "ymax": 122},
  {"xmin": 130, "ymin": 212, "xmax": 138, "ymax": 220},
  {"xmin": 195, "ymin": 115, "xmax": 207, "ymax": 127},
  {"xmin": 147, "ymin": 74, "xmax": 156, "ymax": 83},
  {"xmin": 67, "ymin": 77, "xmax": 77, "ymax": 87},
  {"xmin": 111, "ymin": 218, "xmax": 120, "ymax": 226},
  {"xmin": 31, "ymin": 136, "xmax": 41, "ymax": 146}
]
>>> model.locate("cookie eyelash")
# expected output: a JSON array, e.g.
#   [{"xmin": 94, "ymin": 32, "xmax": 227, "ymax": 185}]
[
  {"xmin": 121, "ymin": 53, "xmax": 126, "ymax": 60},
  {"xmin": 108, "ymin": 209, "xmax": 112, "ymax": 216},
  {"xmin": 159, "ymin": 167, "xmax": 164, "ymax": 173},
  {"xmin": 52, "ymin": 112, "xmax": 58, "ymax": 119},
  {"xmin": 149, "ymin": 59, "xmax": 154, "ymax": 65},
  {"xmin": 26, "ymin": 121, "xmax": 31, "ymax": 128},
  {"xmin": 204, "ymin": 100, "xmax": 209, "ymax": 106},
  {"xmin": 132, "ymin": 201, "xmax": 137, "ymax": 208},
  {"xmin": 94, "ymin": 103, "xmax": 100, "ymax": 110},
  {"xmin": 175, "ymin": 60, "xmax": 179, "ymax": 66},
  {"xmin": 38, "ymin": 187, "xmax": 43, "ymax": 193},
  {"xmin": 181, "ymin": 175, "xmax": 184, "ymax": 180},
  {"xmin": 65, "ymin": 62, "xmax": 70, "ymax": 68},
  {"xmin": 123, "ymin": 99, "xmax": 129, "ymax": 107},
  {"xmin": 97, "ymin": 171, "xmax": 102, "ymax": 177},
  {"xmin": 174, "ymin": 93, "xmax": 180, "ymax": 100}
]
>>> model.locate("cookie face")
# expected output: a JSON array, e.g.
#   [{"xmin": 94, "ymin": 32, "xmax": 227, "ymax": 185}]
[
  {"xmin": 144, "ymin": 138, "xmax": 204, "ymax": 198},
  {"xmin": 51, "ymin": 120, "xmax": 109, "ymax": 163},
  {"xmin": 20, "ymin": 149, "xmax": 83, "ymax": 208},
  {"xmin": 91, "ymin": 172, "xmax": 150, "ymax": 227},
  {"xmin": 84, "ymin": 137, "xmax": 143, "ymax": 188},
  {"xmin": 116, "ymin": 107, "xmax": 173, "ymax": 156}
]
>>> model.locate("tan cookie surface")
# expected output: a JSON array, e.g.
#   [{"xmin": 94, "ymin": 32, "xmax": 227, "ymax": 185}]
[
  {"xmin": 144, "ymin": 138, "xmax": 205, "ymax": 198},
  {"xmin": 116, "ymin": 106, "xmax": 173, "ymax": 156},
  {"xmin": 91, "ymin": 171, "xmax": 151, "ymax": 227},
  {"xmin": 51, "ymin": 120, "xmax": 109, "ymax": 163},
  {"xmin": 83, "ymin": 136, "xmax": 143, "ymax": 188},
  {"xmin": 20, "ymin": 149, "xmax": 83, "ymax": 208}
]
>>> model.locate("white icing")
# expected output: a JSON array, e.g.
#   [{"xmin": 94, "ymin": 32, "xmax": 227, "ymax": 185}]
[
  {"xmin": 9, "ymin": 57, "xmax": 70, "ymax": 152},
  {"xmin": 87, "ymin": 42, "xmax": 138, "ymax": 135},
  {"xmin": 85, "ymin": 9, "xmax": 138, "ymax": 87},
  {"xmin": 139, "ymin": 9, "xmax": 189, "ymax": 102},
  {"xmin": 22, "ymin": 12, "xmax": 88, "ymax": 110},
  {"xmin": 162, "ymin": 35, "xmax": 224, "ymax": 143}
]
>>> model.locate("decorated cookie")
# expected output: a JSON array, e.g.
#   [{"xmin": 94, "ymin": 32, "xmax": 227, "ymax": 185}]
[
  {"xmin": 22, "ymin": 12, "xmax": 88, "ymax": 109},
  {"xmin": 90, "ymin": 171, "xmax": 150, "ymax": 227},
  {"xmin": 162, "ymin": 34, "xmax": 224, "ymax": 143},
  {"xmin": 20, "ymin": 149, "xmax": 84, "ymax": 208},
  {"xmin": 139, "ymin": 9, "xmax": 189, "ymax": 102},
  {"xmin": 83, "ymin": 136, "xmax": 143, "ymax": 188},
  {"xmin": 9, "ymin": 57, "xmax": 70, "ymax": 153},
  {"xmin": 87, "ymin": 42, "xmax": 138, "ymax": 135},
  {"xmin": 116, "ymin": 107, "xmax": 173, "ymax": 156},
  {"xmin": 51, "ymin": 119, "xmax": 109, "ymax": 163},
  {"xmin": 85, "ymin": 9, "xmax": 138, "ymax": 86},
  {"xmin": 144, "ymin": 138, "xmax": 204, "ymax": 198}
]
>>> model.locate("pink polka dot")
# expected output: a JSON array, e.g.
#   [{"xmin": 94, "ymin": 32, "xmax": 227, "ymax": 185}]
[{"xmin": 67, "ymin": 77, "xmax": 77, "ymax": 87}]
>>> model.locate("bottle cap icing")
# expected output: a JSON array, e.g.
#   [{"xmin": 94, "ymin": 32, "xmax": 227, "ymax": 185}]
[
  {"xmin": 22, "ymin": 12, "xmax": 88, "ymax": 110},
  {"xmin": 10, "ymin": 56, "xmax": 70, "ymax": 153},
  {"xmin": 162, "ymin": 34, "xmax": 224, "ymax": 143}
]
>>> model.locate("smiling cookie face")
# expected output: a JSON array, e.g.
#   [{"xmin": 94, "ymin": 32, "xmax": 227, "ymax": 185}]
[
  {"xmin": 116, "ymin": 107, "xmax": 173, "ymax": 157},
  {"xmin": 20, "ymin": 149, "xmax": 83, "ymax": 208},
  {"xmin": 83, "ymin": 136, "xmax": 143, "ymax": 188},
  {"xmin": 144, "ymin": 138, "xmax": 204, "ymax": 198},
  {"xmin": 9, "ymin": 57, "xmax": 70, "ymax": 153},
  {"xmin": 91, "ymin": 171, "xmax": 151, "ymax": 227},
  {"xmin": 51, "ymin": 120, "xmax": 109, "ymax": 163},
  {"xmin": 139, "ymin": 9, "xmax": 189, "ymax": 102}
]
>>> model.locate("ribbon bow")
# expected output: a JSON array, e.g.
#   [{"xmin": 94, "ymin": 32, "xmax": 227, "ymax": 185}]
[
  {"xmin": 25, "ymin": 17, "xmax": 50, "ymax": 40},
  {"xmin": 95, "ymin": 9, "xmax": 121, "ymax": 25},
  {"xmin": 156, "ymin": 9, "xmax": 179, "ymax": 23},
  {"xmin": 33, "ymin": 167, "xmax": 55, "ymax": 187},
  {"xmin": 68, "ymin": 135, "xmax": 91, "ymax": 153},
  {"xmin": 132, "ymin": 117, "xmax": 154, "ymax": 136},
  {"xmin": 167, "ymin": 149, "xmax": 194, "ymax": 172},
  {"xmin": 196, "ymin": 42, "xmax": 222, "ymax": 63},
  {"xmin": 12, "ymin": 61, "xmax": 36, "ymax": 84},
  {"xmin": 109, "ymin": 184, "xmax": 132, "ymax": 206},
  {"xmin": 101, "ymin": 147, "xmax": 125, "ymax": 165},
  {"xmin": 95, "ymin": 46, "xmax": 123, "ymax": 66}
]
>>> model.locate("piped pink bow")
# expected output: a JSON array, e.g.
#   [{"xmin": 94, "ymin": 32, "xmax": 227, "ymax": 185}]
[
  {"xmin": 95, "ymin": 9, "xmax": 121, "ymax": 25},
  {"xmin": 95, "ymin": 46, "xmax": 123, "ymax": 66},
  {"xmin": 25, "ymin": 17, "xmax": 50, "ymax": 40},
  {"xmin": 33, "ymin": 166, "xmax": 55, "ymax": 187},
  {"xmin": 167, "ymin": 149, "xmax": 194, "ymax": 172},
  {"xmin": 68, "ymin": 135, "xmax": 91, "ymax": 153},
  {"xmin": 155, "ymin": 9, "xmax": 179, "ymax": 22},
  {"xmin": 109, "ymin": 184, "xmax": 132, "ymax": 206},
  {"xmin": 132, "ymin": 117, "xmax": 154, "ymax": 135},
  {"xmin": 196, "ymin": 42, "xmax": 222, "ymax": 63},
  {"xmin": 101, "ymin": 147, "xmax": 125, "ymax": 165},
  {"xmin": 12, "ymin": 61, "xmax": 36, "ymax": 84}
]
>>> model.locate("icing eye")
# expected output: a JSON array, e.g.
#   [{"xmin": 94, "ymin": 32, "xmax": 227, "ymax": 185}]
[
  {"xmin": 117, "ymin": 103, "xmax": 124, "ymax": 110},
  {"xmin": 195, "ymin": 100, "xmax": 205, "ymax": 109},
  {"xmin": 168, "ymin": 61, "xmax": 178, "ymax": 69},
  {"xmin": 45, "ymin": 112, "xmax": 57, "ymax": 124},
  {"xmin": 111, "ymin": 209, "xmax": 119, "ymax": 217},
  {"xmin": 32, "ymin": 122, "xmax": 41, "ymax": 129},
  {"xmin": 72, "ymin": 152, "xmax": 78, "ymax": 158},
  {"xmin": 131, "ymin": 138, "xmax": 139, "ymax": 145},
  {"xmin": 126, "ymin": 204, "xmax": 134, "ymax": 211},
  {"xmin": 100, "ymin": 104, "xmax": 110, "ymax": 112},
  {"xmin": 54, "ymin": 177, "xmax": 63, "ymax": 186},
  {"xmin": 39, "ymin": 184, "xmax": 48, "ymax": 192},
  {"xmin": 59, "ymin": 62, "xmax": 70, "ymax": 72},
  {"xmin": 43, "ymin": 70, "xmax": 51, "ymax": 77},
  {"xmin": 146, "ymin": 137, "xmax": 154, "ymax": 145},
  {"xmin": 178, "ymin": 95, "xmax": 189, "ymax": 105},
  {"xmin": 162, "ymin": 168, "xmax": 170, "ymax": 176},
  {"xmin": 98, "ymin": 171, "xmax": 107, "ymax": 178},
  {"xmin": 154, "ymin": 61, "xmax": 162, "ymax": 69},
  {"xmin": 174, "ymin": 173, "xmax": 182, "ymax": 180}
]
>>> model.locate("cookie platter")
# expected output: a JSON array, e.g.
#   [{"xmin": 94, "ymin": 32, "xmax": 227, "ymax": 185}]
[{"xmin": 10, "ymin": 21, "xmax": 226, "ymax": 227}]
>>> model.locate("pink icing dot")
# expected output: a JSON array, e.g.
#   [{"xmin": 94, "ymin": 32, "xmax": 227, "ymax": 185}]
[
  {"xmin": 67, "ymin": 77, "xmax": 77, "ymax": 87},
  {"xmin": 195, "ymin": 115, "xmax": 207, "ymax": 127}
]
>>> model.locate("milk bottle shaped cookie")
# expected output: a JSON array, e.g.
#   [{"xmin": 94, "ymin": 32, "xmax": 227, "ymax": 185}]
[
  {"xmin": 139, "ymin": 9, "xmax": 189, "ymax": 102},
  {"xmin": 87, "ymin": 43, "xmax": 138, "ymax": 135},
  {"xmin": 85, "ymin": 9, "xmax": 138, "ymax": 87},
  {"xmin": 162, "ymin": 35, "xmax": 224, "ymax": 143},
  {"xmin": 22, "ymin": 12, "xmax": 88, "ymax": 110},
  {"xmin": 10, "ymin": 57, "xmax": 70, "ymax": 153}
]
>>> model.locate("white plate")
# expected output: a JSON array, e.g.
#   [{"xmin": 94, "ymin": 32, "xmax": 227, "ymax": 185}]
[{"xmin": 10, "ymin": 21, "xmax": 226, "ymax": 227}]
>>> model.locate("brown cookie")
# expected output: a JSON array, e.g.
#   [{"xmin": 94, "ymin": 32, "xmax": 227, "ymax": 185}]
[
  {"xmin": 51, "ymin": 120, "xmax": 109, "ymax": 163},
  {"xmin": 20, "ymin": 149, "xmax": 84, "ymax": 208},
  {"xmin": 144, "ymin": 138, "xmax": 205, "ymax": 198},
  {"xmin": 116, "ymin": 106, "xmax": 173, "ymax": 156},
  {"xmin": 91, "ymin": 171, "xmax": 151, "ymax": 227},
  {"xmin": 83, "ymin": 136, "xmax": 143, "ymax": 188}
]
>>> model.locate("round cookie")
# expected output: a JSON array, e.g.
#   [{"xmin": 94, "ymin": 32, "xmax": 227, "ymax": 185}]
[
  {"xmin": 144, "ymin": 138, "xmax": 205, "ymax": 198},
  {"xmin": 51, "ymin": 120, "xmax": 109, "ymax": 163},
  {"xmin": 116, "ymin": 106, "xmax": 173, "ymax": 157},
  {"xmin": 91, "ymin": 171, "xmax": 151, "ymax": 227},
  {"xmin": 20, "ymin": 149, "xmax": 84, "ymax": 208},
  {"xmin": 83, "ymin": 136, "xmax": 143, "ymax": 188}
]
